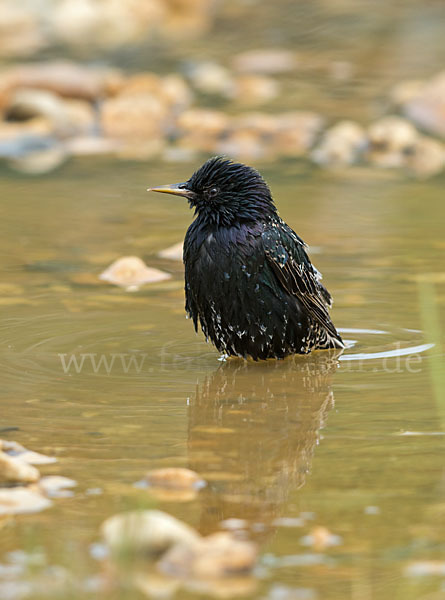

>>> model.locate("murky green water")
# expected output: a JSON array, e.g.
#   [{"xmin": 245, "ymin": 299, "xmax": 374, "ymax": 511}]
[{"xmin": 1, "ymin": 156, "xmax": 444, "ymax": 599}]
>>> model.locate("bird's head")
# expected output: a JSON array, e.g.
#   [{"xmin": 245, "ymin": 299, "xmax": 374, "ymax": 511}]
[{"xmin": 148, "ymin": 157, "xmax": 276, "ymax": 226}]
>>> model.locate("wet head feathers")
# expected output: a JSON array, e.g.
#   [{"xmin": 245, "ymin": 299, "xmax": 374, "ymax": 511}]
[{"xmin": 186, "ymin": 156, "xmax": 276, "ymax": 226}]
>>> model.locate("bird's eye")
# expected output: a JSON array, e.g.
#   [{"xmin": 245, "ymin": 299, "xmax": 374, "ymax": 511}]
[{"xmin": 208, "ymin": 187, "xmax": 219, "ymax": 198}]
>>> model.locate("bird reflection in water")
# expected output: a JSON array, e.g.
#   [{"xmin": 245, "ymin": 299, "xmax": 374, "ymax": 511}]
[{"xmin": 187, "ymin": 350, "xmax": 341, "ymax": 537}]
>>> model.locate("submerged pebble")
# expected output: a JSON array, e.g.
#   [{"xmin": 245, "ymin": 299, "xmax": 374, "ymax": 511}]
[
  {"xmin": 99, "ymin": 256, "xmax": 171, "ymax": 291},
  {"xmin": 0, "ymin": 487, "xmax": 52, "ymax": 516},
  {"xmin": 399, "ymin": 71, "xmax": 445, "ymax": 138},
  {"xmin": 404, "ymin": 135, "xmax": 445, "ymax": 178},
  {"xmin": 0, "ymin": 451, "xmax": 39, "ymax": 484},
  {"xmin": 187, "ymin": 61, "xmax": 233, "ymax": 96},
  {"xmin": 300, "ymin": 526, "xmax": 342, "ymax": 551},
  {"xmin": 39, "ymin": 476, "xmax": 77, "ymax": 497},
  {"xmin": 312, "ymin": 120, "xmax": 366, "ymax": 167},
  {"xmin": 102, "ymin": 510, "xmax": 200, "ymax": 556},
  {"xmin": 145, "ymin": 467, "xmax": 205, "ymax": 490},
  {"xmin": 0, "ymin": 440, "xmax": 75, "ymax": 515},
  {"xmin": 159, "ymin": 531, "xmax": 258, "ymax": 578},
  {"xmin": 0, "ymin": 440, "xmax": 56, "ymax": 465},
  {"xmin": 232, "ymin": 49, "xmax": 298, "ymax": 74},
  {"xmin": 367, "ymin": 116, "xmax": 418, "ymax": 168},
  {"xmin": 158, "ymin": 242, "xmax": 183, "ymax": 261},
  {"xmin": 228, "ymin": 75, "xmax": 280, "ymax": 105}
]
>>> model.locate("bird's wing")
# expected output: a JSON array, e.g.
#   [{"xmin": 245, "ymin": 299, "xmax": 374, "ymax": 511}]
[{"xmin": 262, "ymin": 220, "xmax": 340, "ymax": 341}]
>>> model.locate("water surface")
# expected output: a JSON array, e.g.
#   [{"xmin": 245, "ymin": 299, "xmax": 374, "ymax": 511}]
[{"xmin": 1, "ymin": 155, "xmax": 444, "ymax": 599}]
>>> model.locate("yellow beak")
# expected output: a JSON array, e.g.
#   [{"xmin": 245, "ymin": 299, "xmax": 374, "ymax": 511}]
[{"xmin": 147, "ymin": 183, "xmax": 194, "ymax": 198}]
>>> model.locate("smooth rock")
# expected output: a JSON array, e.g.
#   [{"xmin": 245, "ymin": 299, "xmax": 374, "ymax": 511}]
[
  {"xmin": 405, "ymin": 135, "xmax": 445, "ymax": 178},
  {"xmin": 39, "ymin": 476, "xmax": 77, "ymax": 497},
  {"xmin": 232, "ymin": 49, "xmax": 298, "ymax": 74},
  {"xmin": 229, "ymin": 75, "xmax": 280, "ymax": 105},
  {"xmin": 145, "ymin": 467, "xmax": 205, "ymax": 490},
  {"xmin": 158, "ymin": 242, "xmax": 183, "ymax": 261},
  {"xmin": 405, "ymin": 561, "xmax": 445, "ymax": 577},
  {"xmin": 401, "ymin": 71, "xmax": 445, "ymax": 138},
  {"xmin": 0, "ymin": 451, "xmax": 39, "ymax": 484},
  {"xmin": 0, "ymin": 61, "xmax": 110, "ymax": 101},
  {"xmin": 177, "ymin": 109, "xmax": 230, "ymax": 152},
  {"xmin": 0, "ymin": 117, "xmax": 52, "ymax": 143},
  {"xmin": 0, "ymin": 4, "xmax": 45, "ymax": 58},
  {"xmin": 8, "ymin": 145, "xmax": 67, "ymax": 174},
  {"xmin": 102, "ymin": 510, "xmax": 201, "ymax": 556},
  {"xmin": 65, "ymin": 135, "xmax": 119, "ymax": 156},
  {"xmin": 177, "ymin": 109, "xmax": 230, "ymax": 137},
  {"xmin": 367, "ymin": 116, "xmax": 419, "ymax": 168},
  {"xmin": 217, "ymin": 129, "xmax": 269, "ymax": 161},
  {"xmin": 99, "ymin": 257, "xmax": 171, "ymax": 291},
  {"xmin": 220, "ymin": 518, "xmax": 248, "ymax": 531},
  {"xmin": 0, "ymin": 487, "xmax": 51, "ymax": 516},
  {"xmin": 1, "ymin": 439, "xmax": 57, "ymax": 465},
  {"xmin": 187, "ymin": 61, "xmax": 233, "ymax": 96},
  {"xmin": 161, "ymin": 74, "xmax": 193, "ymax": 110},
  {"xmin": 300, "ymin": 526, "xmax": 342, "ymax": 551},
  {"xmin": 273, "ymin": 111, "xmax": 325, "ymax": 156},
  {"xmin": 312, "ymin": 120, "xmax": 366, "ymax": 166},
  {"xmin": 390, "ymin": 79, "xmax": 425, "ymax": 106},
  {"xmin": 232, "ymin": 112, "xmax": 279, "ymax": 136},
  {"xmin": 5, "ymin": 89, "xmax": 95, "ymax": 137},
  {"xmin": 101, "ymin": 93, "xmax": 167, "ymax": 140},
  {"xmin": 159, "ymin": 531, "xmax": 258, "ymax": 578}
]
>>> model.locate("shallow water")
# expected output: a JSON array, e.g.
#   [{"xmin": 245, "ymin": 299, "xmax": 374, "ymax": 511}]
[
  {"xmin": 1, "ymin": 155, "xmax": 444, "ymax": 599},
  {"xmin": 2, "ymin": 0, "xmax": 445, "ymax": 596}
]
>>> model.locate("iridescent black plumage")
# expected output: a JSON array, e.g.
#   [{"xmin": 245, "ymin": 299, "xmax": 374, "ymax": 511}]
[{"xmin": 149, "ymin": 157, "xmax": 344, "ymax": 360}]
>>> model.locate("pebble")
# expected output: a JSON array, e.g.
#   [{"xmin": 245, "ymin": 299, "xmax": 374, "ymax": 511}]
[
  {"xmin": 220, "ymin": 518, "xmax": 248, "ymax": 531},
  {"xmin": 272, "ymin": 517, "xmax": 305, "ymax": 528},
  {"xmin": 0, "ymin": 4, "xmax": 45, "ymax": 59},
  {"xmin": 39, "ymin": 476, "xmax": 77, "ymax": 497},
  {"xmin": 5, "ymin": 89, "xmax": 95, "ymax": 137},
  {"xmin": 187, "ymin": 61, "xmax": 233, "ymax": 96},
  {"xmin": 217, "ymin": 129, "xmax": 269, "ymax": 161},
  {"xmin": 312, "ymin": 120, "xmax": 366, "ymax": 167},
  {"xmin": 266, "ymin": 584, "xmax": 317, "ymax": 600},
  {"xmin": 229, "ymin": 75, "xmax": 280, "ymax": 105},
  {"xmin": 99, "ymin": 256, "xmax": 171, "ymax": 291},
  {"xmin": 0, "ymin": 61, "xmax": 111, "ymax": 102},
  {"xmin": 101, "ymin": 93, "xmax": 167, "ymax": 140},
  {"xmin": 101, "ymin": 509, "xmax": 201, "ymax": 556},
  {"xmin": 0, "ymin": 439, "xmax": 57, "ymax": 465},
  {"xmin": 404, "ymin": 135, "xmax": 445, "ymax": 178},
  {"xmin": 405, "ymin": 561, "xmax": 445, "ymax": 577},
  {"xmin": 400, "ymin": 70, "xmax": 445, "ymax": 138},
  {"xmin": 158, "ymin": 242, "xmax": 183, "ymax": 261},
  {"xmin": 367, "ymin": 116, "xmax": 419, "ymax": 168},
  {"xmin": 8, "ymin": 145, "xmax": 67, "ymax": 174},
  {"xmin": 117, "ymin": 73, "xmax": 192, "ymax": 110},
  {"xmin": 273, "ymin": 111, "xmax": 325, "ymax": 157},
  {"xmin": 159, "ymin": 531, "xmax": 258, "ymax": 578},
  {"xmin": 0, "ymin": 451, "xmax": 40, "ymax": 484},
  {"xmin": 0, "ymin": 487, "xmax": 52, "ymax": 516},
  {"xmin": 65, "ymin": 135, "xmax": 118, "ymax": 156},
  {"xmin": 299, "ymin": 526, "xmax": 342, "ymax": 551},
  {"xmin": 232, "ymin": 49, "xmax": 298, "ymax": 74},
  {"xmin": 145, "ymin": 467, "xmax": 205, "ymax": 490},
  {"xmin": 177, "ymin": 108, "xmax": 230, "ymax": 134}
]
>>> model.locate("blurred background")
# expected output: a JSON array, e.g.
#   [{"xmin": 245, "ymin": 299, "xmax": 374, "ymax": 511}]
[{"xmin": 0, "ymin": 0, "xmax": 445, "ymax": 174}]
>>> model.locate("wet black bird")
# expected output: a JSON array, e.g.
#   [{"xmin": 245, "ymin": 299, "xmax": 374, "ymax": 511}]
[{"xmin": 149, "ymin": 157, "xmax": 344, "ymax": 360}]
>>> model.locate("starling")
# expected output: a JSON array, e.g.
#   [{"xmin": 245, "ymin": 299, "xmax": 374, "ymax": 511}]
[{"xmin": 149, "ymin": 157, "xmax": 344, "ymax": 360}]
